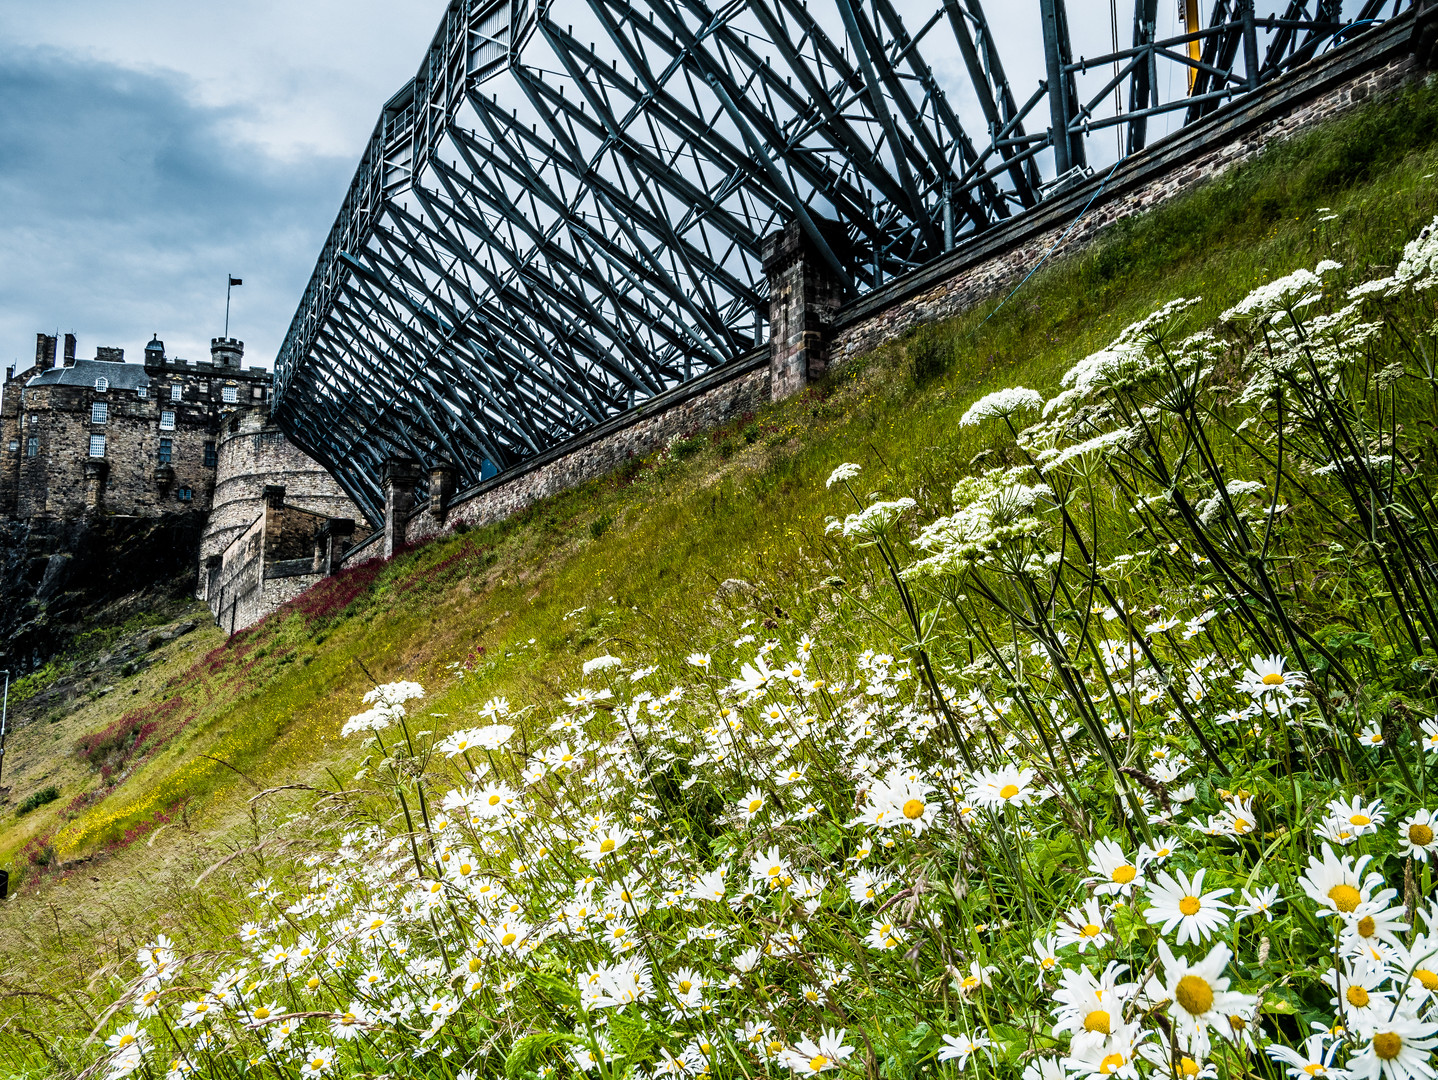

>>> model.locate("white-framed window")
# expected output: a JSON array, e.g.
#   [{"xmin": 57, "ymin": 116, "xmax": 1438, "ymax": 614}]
[
  {"xmin": 221, "ymin": 385, "xmax": 238, "ymax": 404},
  {"xmin": 160, "ymin": 410, "xmax": 176, "ymax": 431},
  {"xmin": 89, "ymin": 434, "xmax": 106, "ymax": 458},
  {"xmin": 7, "ymin": 440, "xmax": 16, "ymax": 452},
  {"xmin": 137, "ymin": 386, "xmax": 148, "ymax": 400},
  {"xmin": 170, "ymin": 385, "xmax": 182, "ymax": 402},
  {"xmin": 91, "ymin": 401, "xmax": 108, "ymax": 424},
  {"xmin": 25, "ymin": 437, "xmax": 37, "ymax": 457},
  {"xmin": 28, "ymin": 414, "xmax": 36, "ymax": 425},
  {"xmin": 94, "ymin": 377, "xmax": 109, "ymax": 393}
]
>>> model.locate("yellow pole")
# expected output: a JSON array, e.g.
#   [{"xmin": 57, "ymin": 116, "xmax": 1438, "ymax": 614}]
[{"xmin": 1184, "ymin": 0, "xmax": 1202, "ymax": 92}]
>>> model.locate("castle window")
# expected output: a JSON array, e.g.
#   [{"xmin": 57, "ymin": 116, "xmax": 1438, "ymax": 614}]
[
  {"xmin": 176, "ymin": 487, "xmax": 194, "ymax": 502},
  {"xmin": 91, "ymin": 401, "xmax": 108, "ymax": 424},
  {"xmin": 89, "ymin": 434, "xmax": 106, "ymax": 458},
  {"xmin": 137, "ymin": 386, "xmax": 148, "ymax": 400},
  {"xmin": 221, "ymin": 385, "xmax": 238, "ymax": 404},
  {"xmin": 160, "ymin": 410, "xmax": 176, "ymax": 431},
  {"xmin": 159, "ymin": 438, "xmax": 172, "ymax": 465},
  {"xmin": 28, "ymin": 414, "xmax": 37, "ymax": 425},
  {"xmin": 94, "ymin": 377, "xmax": 109, "ymax": 393},
  {"xmin": 7, "ymin": 440, "xmax": 16, "ymax": 452},
  {"xmin": 25, "ymin": 438, "xmax": 37, "ymax": 457},
  {"xmin": 170, "ymin": 385, "xmax": 182, "ymax": 402},
  {"xmin": 204, "ymin": 441, "xmax": 217, "ymax": 467}
]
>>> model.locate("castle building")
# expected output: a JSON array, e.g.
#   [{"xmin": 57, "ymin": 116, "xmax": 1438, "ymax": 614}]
[
  {"xmin": 0, "ymin": 330, "xmax": 369, "ymax": 637},
  {"xmin": 0, "ymin": 333, "xmax": 268, "ymax": 518}
]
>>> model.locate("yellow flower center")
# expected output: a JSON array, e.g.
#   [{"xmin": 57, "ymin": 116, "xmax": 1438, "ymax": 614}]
[
  {"xmin": 1350, "ymin": 814, "xmax": 1371, "ymax": 827},
  {"xmin": 1328, "ymin": 884, "xmax": 1361, "ymax": 912},
  {"xmin": 1081, "ymin": 923, "xmax": 1103, "ymax": 938},
  {"xmin": 1232, "ymin": 817, "xmax": 1251, "ymax": 833},
  {"xmin": 1100, "ymin": 1053, "xmax": 1126, "ymax": 1074},
  {"xmin": 768, "ymin": 1041, "xmax": 784, "ymax": 1056},
  {"xmin": 1262, "ymin": 673, "xmax": 1285, "ymax": 685},
  {"xmin": 1084, "ymin": 1009, "xmax": 1112, "ymax": 1034},
  {"xmin": 1230, "ymin": 1016, "xmax": 1247, "ymax": 1032},
  {"xmin": 903, "ymin": 798, "xmax": 926, "ymax": 820},
  {"xmin": 599, "ymin": 838, "xmax": 616, "ymax": 853},
  {"xmin": 1176, "ymin": 975, "xmax": 1214, "ymax": 1015},
  {"xmin": 117, "ymin": 1033, "xmax": 136, "ymax": 1047},
  {"xmin": 311, "ymin": 1059, "xmax": 325, "ymax": 1071},
  {"xmin": 748, "ymin": 800, "xmax": 762, "ymax": 812},
  {"xmin": 1412, "ymin": 824, "xmax": 1435, "ymax": 847},
  {"xmin": 1112, "ymin": 865, "xmax": 1137, "ymax": 885},
  {"xmin": 1374, "ymin": 1034, "xmax": 1402, "ymax": 1061},
  {"xmin": 1179, "ymin": 896, "xmax": 1202, "ymax": 916},
  {"xmin": 469, "ymin": 958, "xmax": 481, "ymax": 973},
  {"xmin": 341, "ymin": 1013, "xmax": 355, "ymax": 1025},
  {"xmin": 999, "ymin": 784, "xmax": 1020, "ymax": 800},
  {"xmin": 1357, "ymin": 916, "xmax": 1377, "ymax": 938},
  {"xmin": 1181, "ymin": 1059, "xmax": 1200, "ymax": 1078},
  {"xmin": 488, "ymin": 795, "xmax": 501, "ymax": 806},
  {"xmin": 254, "ymin": 1007, "xmax": 270, "ymax": 1019},
  {"xmin": 679, "ymin": 981, "xmax": 692, "ymax": 993},
  {"xmin": 1417, "ymin": 969, "xmax": 1438, "ymax": 991},
  {"xmin": 809, "ymin": 1056, "xmax": 830, "ymax": 1073},
  {"xmin": 1303, "ymin": 1066, "xmax": 1324, "ymax": 1076},
  {"xmin": 501, "ymin": 932, "xmax": 517, "ymax": 946},
  {"xmin": 1347, "ymin": 986, "xmax": 1370, "ymax": 1008}
]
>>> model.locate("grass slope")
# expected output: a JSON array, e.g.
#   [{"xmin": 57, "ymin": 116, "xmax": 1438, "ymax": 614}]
[{"xmin": 2, "ymin": 76, "xmax": 1438, "ymax": 1070}]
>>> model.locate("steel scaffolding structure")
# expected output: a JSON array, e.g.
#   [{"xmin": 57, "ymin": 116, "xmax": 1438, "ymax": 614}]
[{"xmin": 274, "ymin": 0, "xmax": 1408, "ymax": 524}]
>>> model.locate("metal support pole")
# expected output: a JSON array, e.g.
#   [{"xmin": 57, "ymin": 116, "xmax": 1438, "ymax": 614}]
[
  {"xmin": 1242, "ymin": 0, "xmax": 1261, "ymax": 89},
  {"xmin": 0, "ymin": 671, "xmax": 10, "ymax": 786},
  {"xmin": 943, "ymin": 184, "xmax": 955, "ymax": 252},
  {"xmin": 1039, "ymin": 0, "xmax": 1073, "ymax": 175}
]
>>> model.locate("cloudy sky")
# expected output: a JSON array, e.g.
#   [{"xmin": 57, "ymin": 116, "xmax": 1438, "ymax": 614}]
[
  {"xmin": 0, "ymin": 0, "xmax": 446, "ymax": 370},
  {"xmin": 0, "ymin": 1, "xmax": 1178, "ymax": 374}
]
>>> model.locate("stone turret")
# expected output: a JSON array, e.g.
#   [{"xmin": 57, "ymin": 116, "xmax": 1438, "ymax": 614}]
[{"xmin": 211, "ymin": 338, "xmax": 243, "ymax": 369}]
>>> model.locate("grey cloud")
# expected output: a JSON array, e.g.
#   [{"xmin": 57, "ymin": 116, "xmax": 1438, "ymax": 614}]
[{"xmin": 0, "ymin": 46, "xmax": 352, "ymax": 369}]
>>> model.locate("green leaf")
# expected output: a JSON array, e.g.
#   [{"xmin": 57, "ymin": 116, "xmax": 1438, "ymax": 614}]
[{"xmin": 505, "ymin": 1033, "xmax": 583, "ymax": 1080}]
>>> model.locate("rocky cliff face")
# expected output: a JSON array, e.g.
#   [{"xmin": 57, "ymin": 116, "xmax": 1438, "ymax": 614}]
[{"xmin": 0, "ymin": 515, "xmax": 207, "ymax": 672}]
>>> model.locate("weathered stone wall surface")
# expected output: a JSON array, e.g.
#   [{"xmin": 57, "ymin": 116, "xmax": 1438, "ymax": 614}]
[
  {"xmin": 329, "ymin": 16, "xmax": 1421, "ymax": 570},
  {"xmin": 341, "ymin": 361, "xmax": 770, "ymax": 567},
  {"xmin": 0, "ymin": 337, "xmax": 272, "ymax": 521},
  {"xmin": 201, "ymin": 410, "xmax": 363, "ymax": 565}
]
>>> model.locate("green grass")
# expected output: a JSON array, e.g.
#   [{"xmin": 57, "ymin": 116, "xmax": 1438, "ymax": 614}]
[{"xmin": 2, "ymin": 74, "xmax": 1438, "ymax": 1073}]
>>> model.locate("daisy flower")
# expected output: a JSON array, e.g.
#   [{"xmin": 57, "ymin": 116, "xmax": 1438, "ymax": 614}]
[
  {"xmin": 1399, "ymin": 811, "xmax": 1438, "ymax": 862},
  {"xmin": 1055, "ymin": 899, "xmax": 1112, "ymax": 952},
  {"xmin": 778, "ymin": 1028, "xmax": 855, "ymax": 1074},
  {"xmin": 969, "ymin": 766, "xmax": 1037, "ymax": 809},
  {"xmin": 1327, "ymin": 796, "xmax": 1386, "ymax": 836},
  {"xmin": 1061, "ymin": 1022, "xmax": 1149, "ymax": 1079},
  {"xmin": 1236, "ymin": 653, "xmax": 1304, "ymax": 697},
  {"xmin": 1300, "ymin": 848, "xmax": 1393, "ymax": 919},
  {"xmin": 1154, "ymin": 941, "xmax": 1256, "ymax": 1057},
  {"xmin": 1086, "ymin": 838, "xmax": 1144, "ymax": 897},
  {"xmin": 937, "ymin": 1032, "xmax": 994, "ymax": 1068},
  {"xmin": 1144, "ymin": 868, "xmax": 1233, "ymax": 946},
  {"xmin": 1265, "ymin": 1031, "xmax": 1349, "ymax": 1080},
  {"xmin": 1346, "ymin": 1015, "xmax": 1438, "ymax": 1080},
  {"xmin": 1236, "ymin": 884, "xmax": 1282, "ymax": 922}
]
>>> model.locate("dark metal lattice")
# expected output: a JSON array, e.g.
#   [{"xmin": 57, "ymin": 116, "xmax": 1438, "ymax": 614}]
[{"xmin": 273, "ymin": 0, "xmax": 1408, "ymax": 524}]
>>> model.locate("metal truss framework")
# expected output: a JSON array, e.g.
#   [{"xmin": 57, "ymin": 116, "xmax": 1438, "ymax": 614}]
[{"xmin": 274, "ymin": 0, "xmax": 1409, "ymax": 524}]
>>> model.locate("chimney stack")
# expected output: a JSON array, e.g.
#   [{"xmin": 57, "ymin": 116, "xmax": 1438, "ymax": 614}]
[
  {"xmin": 34, "ymin": 334, "xmax": 56, "ymax": 372},
  {"xmin": 63, "ymin": 333, "xmax": 77, "ymax": 366}
]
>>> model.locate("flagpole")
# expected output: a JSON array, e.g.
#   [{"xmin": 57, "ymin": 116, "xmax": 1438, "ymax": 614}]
[{"xmin": 225, "ymin": 276, "xmax": 232, "ymax": 338}]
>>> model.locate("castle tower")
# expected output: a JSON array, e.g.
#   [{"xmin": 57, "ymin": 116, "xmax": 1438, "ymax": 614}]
[{"xmin": 211, "ymin": 338, "xmax": 243, "ymax": 369}]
